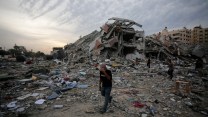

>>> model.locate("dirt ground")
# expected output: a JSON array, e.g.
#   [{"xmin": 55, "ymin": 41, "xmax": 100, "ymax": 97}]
[
  {"xmin": 1, "ymin": 62, "xmax": 207, "ymax": 117},
  {"xmin": 26, "ymin": 75, "xmax": 206, "ymax": 117}
]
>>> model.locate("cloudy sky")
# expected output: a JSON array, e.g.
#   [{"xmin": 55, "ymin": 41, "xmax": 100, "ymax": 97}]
[{"xmin": 0, "ymin": 0, "xmax": 207, "ymax": 54}]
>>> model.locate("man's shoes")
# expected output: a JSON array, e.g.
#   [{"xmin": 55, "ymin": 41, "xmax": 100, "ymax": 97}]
[{"xmin": 109, "ymin": 96, "xmax": 112, "ymax": 103}]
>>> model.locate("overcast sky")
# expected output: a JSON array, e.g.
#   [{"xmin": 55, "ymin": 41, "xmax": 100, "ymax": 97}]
[{"xmin": 0, "ymin": 0, "xmax": 207, "ymax": 54}]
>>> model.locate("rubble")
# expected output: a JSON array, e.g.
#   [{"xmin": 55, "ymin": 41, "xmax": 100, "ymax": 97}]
[
  {"xmin": 0, "ymin": 17, "xmax": 208, "ymax": 117},
  {"xmin": 91, "ymin": 17, "xmax": 145, "ymax": 61}
]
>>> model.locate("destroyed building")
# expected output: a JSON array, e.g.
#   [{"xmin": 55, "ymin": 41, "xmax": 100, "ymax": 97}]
[
  {"xmin": 64, "ymin": 17, "xmax": 145, "ymax": 64},
  {"xmin": 89, "ymin": 17, "xmax": 145, "ymax": 61},
  {"xmin": 64, "ymin": 18, "xmax": 208, "ymax": 67},
  {"xmin": 145, "ymin": 27, "xmax": 208, "ymax": 63},
  {"xmin": 64, "ymin": 30, "xmax": 100, "ymax": 64}
]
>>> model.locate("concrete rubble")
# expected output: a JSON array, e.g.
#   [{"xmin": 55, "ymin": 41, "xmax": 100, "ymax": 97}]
[{"xmin": 0, "ymin": 17, "xmax": 208, "ymax": 117}]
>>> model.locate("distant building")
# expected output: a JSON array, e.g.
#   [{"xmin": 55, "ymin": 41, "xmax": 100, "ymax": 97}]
[
  {"xmin": 192, "ymin": 25, "xmax": 208, "ymax": 44},
  {"xmin": 161, "ymin": 27, "xmax": 169, "ymax": 37},
  {"xmin": 158, "ymin": 26, "xmax": 208, "ymax": 45},
  {"xmin": 51, "ymin": 47, "xmax": 64, "ymax": 59},
  {"xmin": 52, "ymin": 47, "xmax": 63, "ymax": 51},
  {"xmin": 169, "ymin": 27, "xmax": 192, "ymax": 45},
  {"xmin": 51, "ymin": 47, "xmax": 63, "ymax": 55}
]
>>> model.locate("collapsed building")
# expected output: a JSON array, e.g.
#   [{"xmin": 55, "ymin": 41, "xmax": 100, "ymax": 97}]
[
  {"xmin": 145, "ymin": 28, "xmax": 208, "ymax": 63},
  {"xmin": 64, "ymin": 30, "xmax": 100, "ymax": 64},
  {"xmin": 64, "ymin": 18, "xmax": 208, "ymax": 66},
  {"xmin": 145, "ymin": 36, "xmax": 193, "ymax": 62},
  {"xmin": 89, "ymin": 17, "xmax": 145, "ymax": 61},
  {"xmin": 65, "ymin": 17, "xmax": 145, "ymax": 64}
]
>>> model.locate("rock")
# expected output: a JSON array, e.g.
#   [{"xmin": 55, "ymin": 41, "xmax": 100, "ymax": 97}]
[
  {"xmin": 185, "ymin": 102, "xmax": 193, "ymax": 107},
  {"xmin": 85, "ymin": 108, "xmax": 95, "ymax": 114},
  {"xmin": 7, "ymin": 101, "xmax": 17, "ymax": 108},
  {"xmin": 200, "ymin": 111, "xmax": 208, "ymax": 115},
  {"xmin": 174, "ymin": 110, "xmax": 181, "ymax": 115},
  {"xmin": 163, "ymin": 108, "xmax": 168, "ymax": 111},
  {"xmin": 37, "ymin": 104, "xmax": 47, "ymax": 110},
  {"xmin": 170, "ymin": 98, "xmax": 175, "ymax": 102},
  {"xmin": 53, "ymin": 105, "xmax": 63, "ymax": 109},
  {"xmin": 141, "ymin": 113, "xmax": 148, "ymax": 117},
  {"xmin": 16, "ymin": 107, "xmax": 25, "ymax": 112}
]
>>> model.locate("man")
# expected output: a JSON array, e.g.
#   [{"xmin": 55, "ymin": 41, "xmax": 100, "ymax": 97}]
[
  {"xmin": 99, "ymin": 64, "xmax": 112, "ymax": 114},
  {"xmin": 195, "ymin": 58, "xmax": 204, "ymax": 76},
  {"xmin": 147, "ymin": 57, "xmax": 150, "ymax": 68},
  {"xmin": 195, "ymin": 58, "xmax": 203, "ymax": 70},
  {"xmin": 167, "ymin": 59, "xmax": 174, "ymax": 79},
  {"xmin": 147, "ymin": 57, "xmax": 151, "ymax": 73}
]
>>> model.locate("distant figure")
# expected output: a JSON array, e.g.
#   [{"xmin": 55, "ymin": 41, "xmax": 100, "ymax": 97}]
[
  {"xmin": 195, "ymin": 58, "xmax": 204, "ymax": 76},
  {"xmin": 147, "ymin": 57, "xmax": 150, "ymax": 68},
  {"xmin": 135, "ymin": 58, "xmax": 139, "ymax": 65},
  {"xmin": 195, "ymin": 58, "xmax": 203, "ymax": 70},
  {"xmin": 167, "ymin": 59, "xmax": 174, "ymax": 79},
  {"xmin": 99, "ymin": 64, "xmax": 113, "ymax": 114}
]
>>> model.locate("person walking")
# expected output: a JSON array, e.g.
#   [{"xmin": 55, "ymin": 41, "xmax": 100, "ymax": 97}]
[
  {"xmin": 147, "ymin": 57, "xmax": 151, "ymax": 68},
  {"xmin": 99, "ymin": 64, "xmax": 113, "ymax": 114},
  {"xmin": 167, "ymin": 59, "xmax": 174, "ymax": 79}
]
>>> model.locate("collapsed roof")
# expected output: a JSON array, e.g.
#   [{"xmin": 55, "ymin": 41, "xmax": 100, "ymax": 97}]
[{"xmin": 89, "ymin": 17, "xmax": 145, "ymax": 61}]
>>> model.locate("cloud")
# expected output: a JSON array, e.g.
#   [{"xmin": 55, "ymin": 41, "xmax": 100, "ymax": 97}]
[
  {"xmin": 0, "ymin": 25, "xmax": 69, "ymax": 54},
  {"xmin": 18, "ymin": 0, "xmax": 208, "ymax": 35},
  {"xmin": 19, "ymin": 0, "xmax": 66, "ymax": 19},
  {"xmin": 0, "ymin": 26, "xmax": 32, "ymax": 49}
]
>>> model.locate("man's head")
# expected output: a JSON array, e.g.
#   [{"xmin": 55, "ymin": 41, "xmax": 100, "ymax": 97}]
[
  {"xmin": 167, "ymin": 58, "xmax": 172, "ymax": 63},
  {"xmin": 100, "ymin": 63, "xmax": 107, "ymax": 70}
]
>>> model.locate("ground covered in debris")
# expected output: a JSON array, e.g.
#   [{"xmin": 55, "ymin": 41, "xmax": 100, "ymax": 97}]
[
  {"xmin": 0, "ymin": 58, "xmax": 208, "ymax": 117},
  {"xmin": 1, "ymin": 17, "xmax": 208, "ymax": 117}
]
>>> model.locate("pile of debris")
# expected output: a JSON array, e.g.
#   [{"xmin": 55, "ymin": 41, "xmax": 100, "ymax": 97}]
[
  {"xmin": 0, "ymin": 17, "xmax": 208, "ymax": 117},
  {"xmin": 65, "ymin": 17, "xmax": 145, "ymax": 65},
  {"xmin": 0, "ymin": 57, "xmax": 208, "ymax": 117},
  {"xmin": 89, "ymin": 17, "xmax": 145, "ymax": 61},
  {"xmin": 145, "ymin": 30, "xmax": 208, "ymax": 62},
  {"xmin": 64, "ymin": 30, "xmax": 100, "ymax": 64},
  {"xmin": 65, "ymin": 17, "xmax": 208, "ymax": 66}
]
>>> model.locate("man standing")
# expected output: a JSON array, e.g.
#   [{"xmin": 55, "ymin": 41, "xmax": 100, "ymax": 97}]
[
  {"xmin": 167, "ymin": 59, "xmax": 174, "ymax": 79},
  {"xmin": 147, "ymin": 57, "xmax": 150, "ymax": 68},
  {"xmin": 195, "ymin": 58, "xmax": 204, "ymax": 76},
  {"xmin": 99, "ymin": 64, "xmax": 112, "ymax": 114},
  {"xmin": 147, "ymin": 57, "xmax": 151, "ymax": 73}
]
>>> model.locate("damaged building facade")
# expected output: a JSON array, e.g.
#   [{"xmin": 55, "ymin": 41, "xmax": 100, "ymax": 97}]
[
  {"xmin": 145, "ymin": 27, "xmax": 208, "ymax": 62},
  {"xmin": 89, "ymin": 17, "xmax": 145, "ymax": 61},
  {"xmin": 65, "ymin": 18, "xmax": 208, "ymax": 65}
]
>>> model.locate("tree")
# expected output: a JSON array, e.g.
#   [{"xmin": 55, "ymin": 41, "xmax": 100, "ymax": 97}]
[
  {"xmin": 35, "ymin": 51, "xmax": 45, "ymax": 58},
  {"xmin": 25, "ymin": 51, "xmax": 35, "ymax": 57},
  {"xmin": 8, "ymin": 49, "xmax": 18, "ymax": 57},
  {"xmin": 13, "ymin": 44, "xmax": 27, "ymax": 55},
  {"xmin": 0, "ymin": 50, "xmax": 7, "ymax": 56}
]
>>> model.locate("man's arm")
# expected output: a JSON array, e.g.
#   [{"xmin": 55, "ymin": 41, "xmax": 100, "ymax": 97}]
[{"xmin": 101, "ymin": 70, "xmax": 111, "ymax": 81}]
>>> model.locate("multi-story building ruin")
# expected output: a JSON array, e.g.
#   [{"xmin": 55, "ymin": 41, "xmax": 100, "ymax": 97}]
[
  {"xmin": 89, "ymin": 17, "xmax": 145, "ymax": 61},
  {"xmin": 192, "ymin": 25, "xmax": 208, "ymax": 44},
  {"xmin": 169, "ymin": 27, "xmax": 192, "ymax": 45}
]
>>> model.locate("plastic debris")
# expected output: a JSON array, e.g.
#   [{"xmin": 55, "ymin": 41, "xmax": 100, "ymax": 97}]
[{"xmin": 35, "ymin": 99, "xmax": 46, "ymax": 105}]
